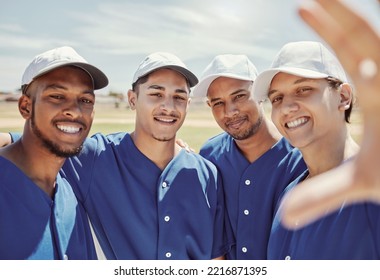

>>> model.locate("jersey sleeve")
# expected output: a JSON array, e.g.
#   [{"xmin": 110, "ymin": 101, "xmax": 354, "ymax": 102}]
[{"xmin": 61, "ymin": 133, "xmax": 106, "ymax": 203}]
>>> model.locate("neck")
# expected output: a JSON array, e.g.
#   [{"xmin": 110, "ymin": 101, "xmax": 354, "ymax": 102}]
[
  {"xmin": 234, "ymin": 118, "xmax": 282, "ymax": 163},
  {"xmin": 0, "ymin": 138, "xmax": 65, "ymax": 197},
  {"xmin": 302, "ymin": 133, "xmax": 359, "ymax": 177},
  {"xmin": 130, "ymin": 131, "xmax": 180, "ymax": 170}
]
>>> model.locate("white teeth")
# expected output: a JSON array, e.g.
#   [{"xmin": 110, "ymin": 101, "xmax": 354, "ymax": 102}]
[
  {"xmin": 57, "ymin": 125, "xmax": 80, "ymax": 133},
  {"xmin": 287, "ymin": 117, "xmax": 307, "ymax": 128},
  {"xmin": 155, "ymin": 117, "xmax": 175, "ymax": 123}
]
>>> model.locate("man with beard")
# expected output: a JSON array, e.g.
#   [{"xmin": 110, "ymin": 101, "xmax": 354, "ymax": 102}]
[
  {"xmin": 192, "ymin": 54, "xmax": 306, "ymax": 259},
  {"xmin": 0, "ymin": 46, "xmax": 108, "ymax": 259},
  {"xmin": 62, "ymin": 52, "xmax": 227, "ymax": 259}
]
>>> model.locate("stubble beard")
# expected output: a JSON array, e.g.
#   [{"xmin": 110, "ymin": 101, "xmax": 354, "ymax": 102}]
[
  {"xmin": 31, "ymin": 103, "xmax": 83, "ymax": 158},
  {"xmin": 228, "ymin": 113, "xmax": 264, "ymax": 141}
]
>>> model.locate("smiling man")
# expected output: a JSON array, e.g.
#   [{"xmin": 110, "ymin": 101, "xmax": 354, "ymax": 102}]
[
  {"xmin": 192, "ymin": 54, "xmax": 306, "ymax": 259},
  {"xmin": 254, "ymin": 41, "xmax": 380, "ymax": 259},
  {"xmin": 0, "ymin": 46, "xmax": 108, "ymax": 259},
  {"xmin": 62, "ymin": 52, "xmax": 227, "ymax": 259}
]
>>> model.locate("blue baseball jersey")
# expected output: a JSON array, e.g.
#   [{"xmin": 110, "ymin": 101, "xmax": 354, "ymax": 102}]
[
  {"xmin": 268, "ymin": 172, "xmax": 380, "ymax": 260},
  {"xmin": 200, "ymin": 133, "xmax": 306, "ymax": 259},
  {"xmin": 62, "ymin": 132, "xmax": 227, "ymax": 260},
  {"xmin": 0, "ymin": 156, "xmax": 97, "ymax": 260}
]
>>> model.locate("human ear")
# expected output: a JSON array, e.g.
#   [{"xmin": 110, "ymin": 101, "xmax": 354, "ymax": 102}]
[
  {"xmin": 338, "ymin": 83, "xmax": 353, "ymax": 111},
  {"xmin": 18, "ymin": 94, "xmax": 32, "ymax": 119},
  {"xmin": 127, "ymin": 89, "xmax": 137, "ymax": 110}
]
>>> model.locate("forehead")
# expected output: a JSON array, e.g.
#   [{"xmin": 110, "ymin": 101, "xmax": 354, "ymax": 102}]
[
  {"xmin": 269, "ymin": 72, "xmax": 321, "ymax": 89},
  {"xmin": 208, "ymin": 77, "xmax": 252, "ymax": 95},
  {"xmin": 145, "ymin": 68, "xmax": 188, "ymax": 84},
  {"xmin": 211, "ymin": 76, "xmax": 252, "ymax": 87},
  {"xmin": 36, "ymin": 66, "xmax": 94, "ymax": 87},
  {"xmin": 26, "ymin": 66, "xmax": 94, "ymax": 97}
]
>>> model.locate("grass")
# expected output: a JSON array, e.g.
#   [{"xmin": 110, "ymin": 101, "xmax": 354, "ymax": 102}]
[
  {"xmin": 0, "ymin": 98, "xmax": 363, "ymax": 152},
  {"xmin": 90, "ymin": 100, "xmax": 224, "ymax": 152},
  {"xmin": 0, "ymin": 99, "xmax": 223, "ymax": 152}
]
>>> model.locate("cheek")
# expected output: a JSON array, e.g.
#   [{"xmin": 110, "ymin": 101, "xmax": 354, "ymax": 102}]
[
  {"xmin": 178, "ymin": 102, "xmax": 189, "ymax": 114},
  {"xmin": 271, "ymin": 109, "xmax": 281, "ymax": 127},
  {"xmin": 211, "ymin": 108, "xmax": 223, "ymax": 121},
  {"xmin": 82, "ymin": 106, "xmax": 95, "ymax": 120}
]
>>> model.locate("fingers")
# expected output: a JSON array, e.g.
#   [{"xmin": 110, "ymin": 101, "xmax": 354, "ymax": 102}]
[
  {"xmin": 175, "ymin": 138, "xmax": 193, "ymax": 153},
  {"xmin": 299, "ymin": 0, "xmax": 380, "ymax": 75},
  {"xmin": 299, "ymin": 0, "xmax": 380, "ymax": 114}
]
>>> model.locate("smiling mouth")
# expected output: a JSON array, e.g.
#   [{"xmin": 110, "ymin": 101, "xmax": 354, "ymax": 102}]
[
  {"xmin": 226, "ymin": 118, "xmax": 246, "ymax": 129},
  {"xmin": 154, "ymin": 116, "xmax": 177, "ymax": 124},
  {"xmin": 57, "ymin": 124, "xmax": 82, "ymax": 134},
  {"xmin": 286, "ymin": 117, "xmax": 309, "ymax": 129}
]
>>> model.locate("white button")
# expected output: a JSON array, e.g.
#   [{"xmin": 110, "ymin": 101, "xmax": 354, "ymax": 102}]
[
  {"xmin": 165, "ymin": 252, "xmax": 172, "ymax": 258},
  {"xmin": 63, "ymin": 254, "xmax": 69, "ymax": 260},
  {"xmin": 164, "ymin": 216, "xmax": 170, "ymax": 222},
  {"xmin": 244, "ymin": 210, "xmax": 249, "ymax": 215},
  {"xmin": 285, "ymin": 255, "xmax": 291, "ymax": 260},
  {"xmin": 162, "ymin": 181, "xmax": 168, "ymax": 188},
  {"xmin": 242, "ymin": 247, "xmax": 247, "ymax": 253},
  {"xmin": 245, "ymin": 180, "xmax": 251, "ymax": 186}
]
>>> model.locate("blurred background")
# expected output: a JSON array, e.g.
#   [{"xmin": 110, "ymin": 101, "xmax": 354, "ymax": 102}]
[{"xmin": 0, "ymin": 0, "xmax": 373, "ymax": 150}]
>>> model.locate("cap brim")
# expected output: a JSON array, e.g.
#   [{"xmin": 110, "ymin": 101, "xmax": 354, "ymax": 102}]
[
  {"xmin": 167, "ymin": 65, "xmax": 198, "ymax": 88},
  {"xmin": 33, "ymin": 62, "xmax": 109, "ymax": 90},
  {"xmin": 192, "ymin": 73, "xmax": 253, "ymax": 98},
  {"xmin": 253, "ymin": 67, "xmax": 328, "ymax": 102},
  {"xmin": 138, "ymin": 65, "xmax": 198, "ymax": 88}
]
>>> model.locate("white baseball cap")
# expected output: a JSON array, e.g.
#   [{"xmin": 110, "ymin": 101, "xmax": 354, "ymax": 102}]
[
  {"xmin": 22, "ymin": 46, "xmax": 109, "ymax": 90},
  {"xmin": 132, "ymin": 52, "xmax": 198, "ymax": 88},
  {"xmin": 253, "ymin": 41, "xmax": 347, "ymax": 102},
  {"xmin": 192, "ymin": 54, "xmax": 258, "ymax": 98}
]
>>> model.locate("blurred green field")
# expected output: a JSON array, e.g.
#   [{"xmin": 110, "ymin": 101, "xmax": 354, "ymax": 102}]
[
  {"xmin": 0, "ymin": 98, "xmax": 363, "ymax": 152},
  {"xmin": 0, "ymin": 99, "xmax": 223, "ymax": 152},
  {"xmin": 89, "ymin": 99, "xmax": 224, "ymax": 152}
]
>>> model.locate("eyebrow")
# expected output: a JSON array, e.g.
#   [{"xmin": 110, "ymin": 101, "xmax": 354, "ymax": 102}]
[
  {"xmin": 268, "ymin": 78, "xmax": 315, "ymax": 98},
  {"xmin": 148, "ymin": 84, "xmax": 189, "ymax": 94},
  {"xmin": 44, "ymin": 84, "xmax": 94, "ymax": 95},
  {"xmin": 209, "ymin": 88, "xmax": 248, "ymax": 103}
]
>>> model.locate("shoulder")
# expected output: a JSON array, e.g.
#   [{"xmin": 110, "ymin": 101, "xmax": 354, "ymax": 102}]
[
  {"xmin": 200, "ymin": 132, "xmax": 232, "ymax": 157},
  {"xmin": 90, "ymin": 131, "xmax": 129, "ymax": 145},
  {"xmin": 274, "ymin": 138, "xmax": 305, "ymax": 167},
  {"xmin": 178, "ymin": 150, "xmax": 217, "ymax": 172},
  {"xmin": 79, "ymin": 132, "xmax": 130, "ymax": 154}
]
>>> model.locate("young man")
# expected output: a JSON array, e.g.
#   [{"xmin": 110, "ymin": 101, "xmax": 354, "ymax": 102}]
[
  {"xmin": 0, "ymin": 46, "xmax": 108, "ymax": 259},
  {"xmin": 280, "ymin": 0, "xmax": 380, "ymax": 229},
  {"xmin": 62, "ymin": 52, "xmax": 227, "ymax": 259},
  {"xmin": 192, "ymin": 54, "xmax": 306, "ymax": 259},
  {"xmin": 254, "ymin": 41, "xmax": 380, "ymax": 259}
]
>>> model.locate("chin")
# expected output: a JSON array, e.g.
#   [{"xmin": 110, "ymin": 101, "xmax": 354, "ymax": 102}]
[{"xmin": 153, "ymin": 135, "xmax": 175, "ymax": 142}]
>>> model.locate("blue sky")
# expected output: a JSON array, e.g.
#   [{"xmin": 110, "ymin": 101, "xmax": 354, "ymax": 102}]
[{"xmin": 1, "ymin": 0, "xmax": 380, "ymax": 94}]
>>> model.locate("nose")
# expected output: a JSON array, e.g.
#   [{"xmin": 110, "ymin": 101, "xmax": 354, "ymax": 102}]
[
  {"xmin": 63, "ymin": 99, "xmax": 82, "ymax": 118},
  {"xmin": 280, "ymin": 96, "xmax": 299, "ymax": 115},
  {"xmin": 224, "ymin": 101, "xmax": 239, "ymax": 118},
  {"xmin": 160, "ymin": 96, "xmax": 175, "ymax": 112}
]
